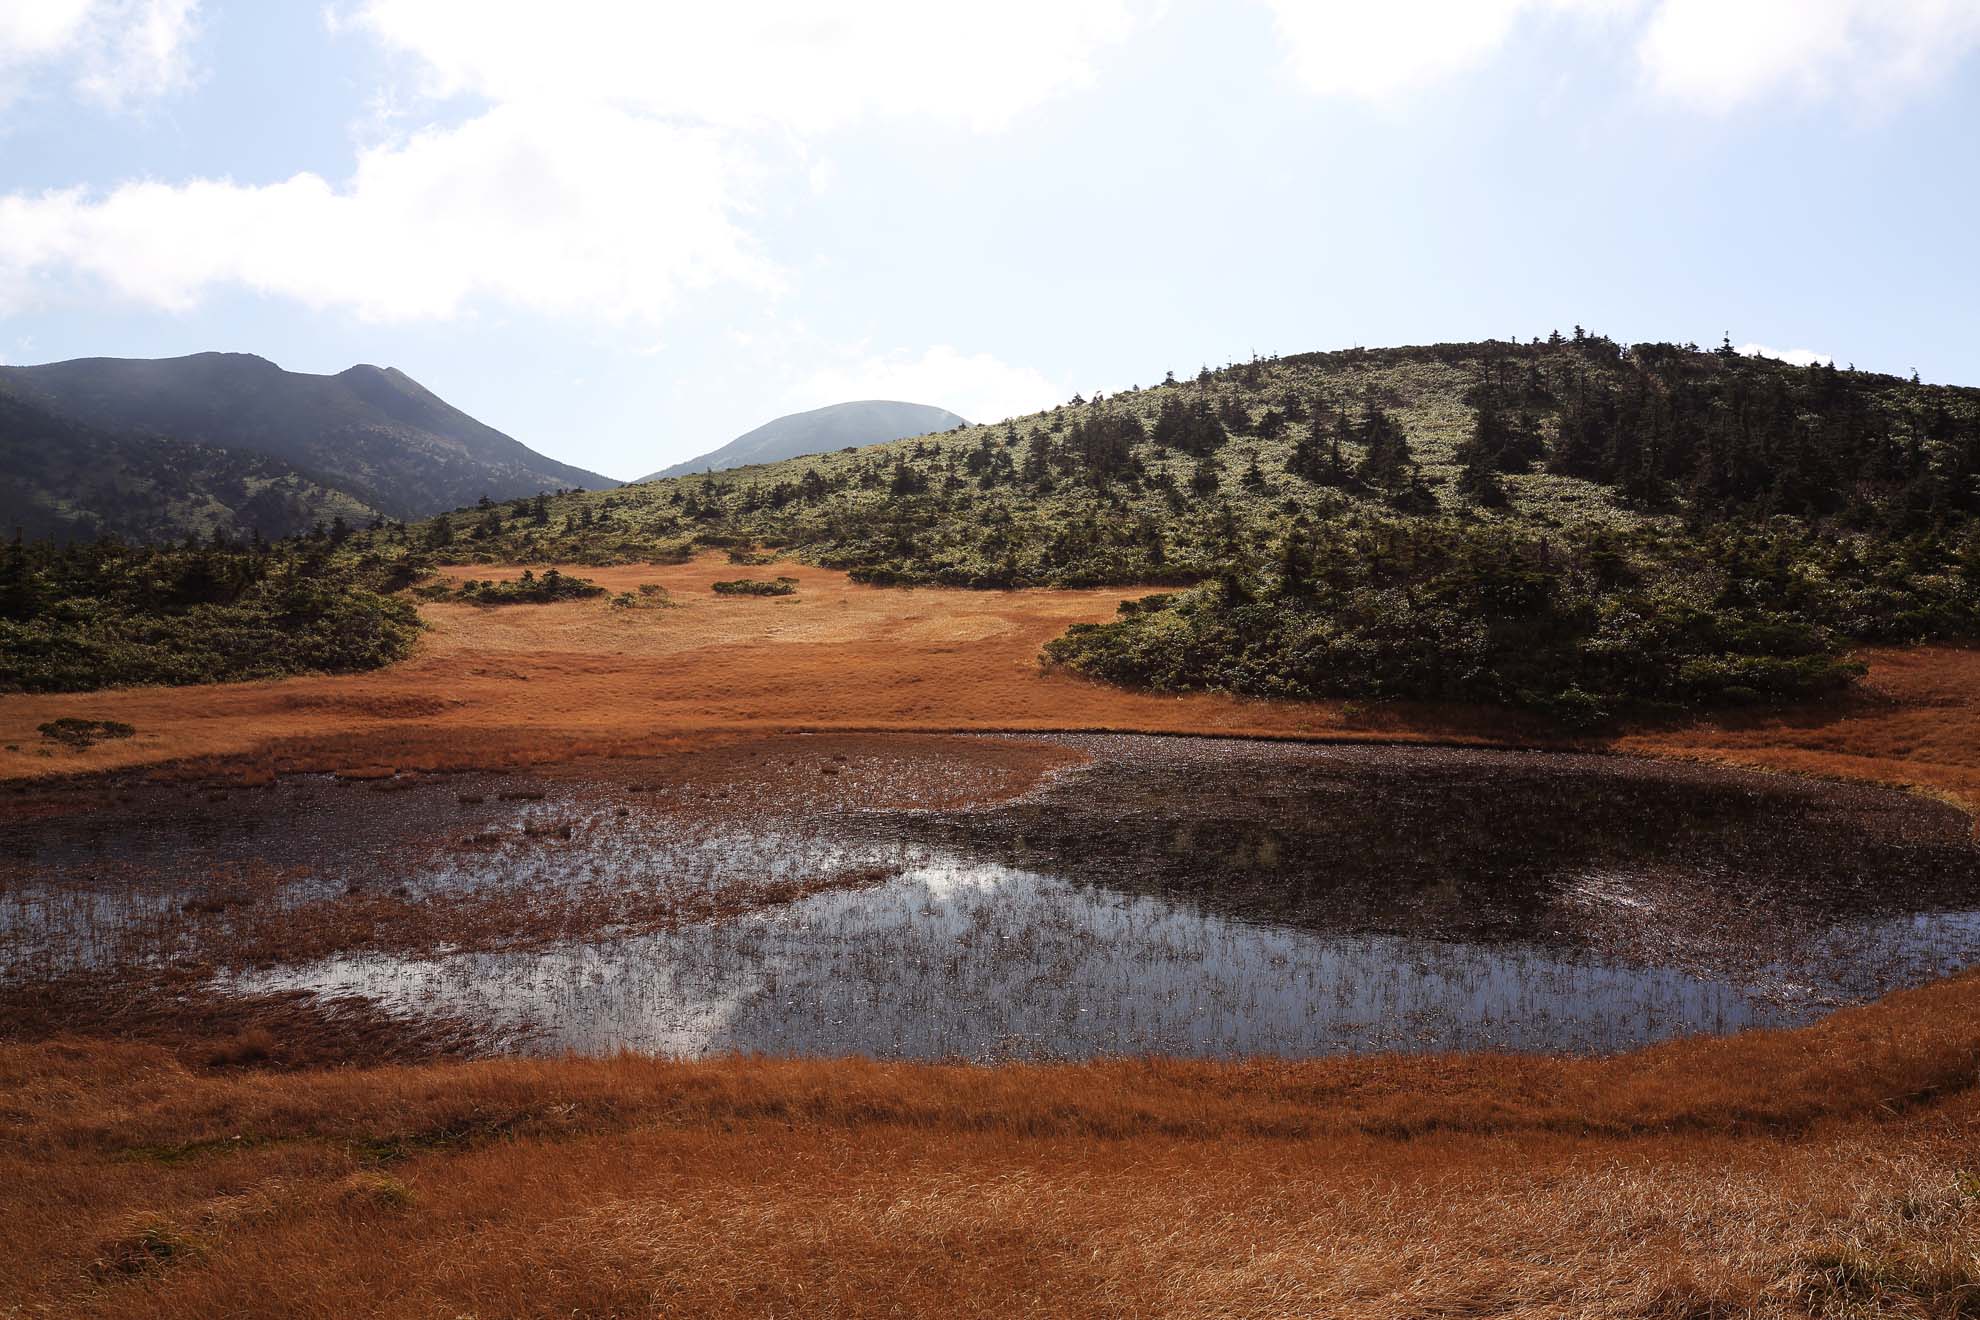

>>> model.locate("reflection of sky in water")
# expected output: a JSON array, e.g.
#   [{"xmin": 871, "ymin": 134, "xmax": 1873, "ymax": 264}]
[
  {"xmin": 12, "ymin": 745, "xmax": 1980, "ymax": 1061},
  {"xmin": 231, "ymin": 860, "xmax": 1819, "ymax": 1060},
  {"xmin": 0, "ymin": 813, "xmax": 917, "ymax": 976},
  {"xmin": 0, "ymin": 886, "xmax": 187, "ymax": 974},
  {"xmin": 1774, "ymin": 909, "xmax": 1980, "ymax": 1002}
]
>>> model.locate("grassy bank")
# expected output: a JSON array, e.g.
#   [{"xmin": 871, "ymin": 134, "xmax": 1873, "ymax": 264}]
[{"xmin": 6, "ymin": 969, "xmax": 1980, "ymax": 1317}]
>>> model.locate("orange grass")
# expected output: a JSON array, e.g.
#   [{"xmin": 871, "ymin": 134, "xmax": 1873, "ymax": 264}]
[
  {"xmin": 6, "ymin": 972, "xmax": 1980, "ymax": 1317},
  {"xmin": 0, "ymin": 555, "xmax": 1552, "ymax": 783},
  {"xmin": 5, "ymin": 555, "xmax": 1980, "ymax": 829},
  {"xmin": 9, "ymin": 561, "xmax": 1980, "ymax": 1314}
]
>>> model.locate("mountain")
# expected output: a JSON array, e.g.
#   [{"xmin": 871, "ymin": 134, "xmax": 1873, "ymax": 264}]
[
  {"xmin": 0, "ymin": 385, "xmax": 380, "ymax": 543},
  {"xmin": 639, "ymin": 400, "xmax": 967, "ymax": 482},
  {"xmin": 0, "ymin": 352, "xmax": 615, "ymax": 535}
]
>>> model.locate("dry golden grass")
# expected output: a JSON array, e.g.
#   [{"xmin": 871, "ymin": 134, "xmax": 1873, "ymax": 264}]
[
  {"xmin": 8, "ymin": 561, "xmax": 1980, "ymax": 1315},
  {"xmin": 6, "ymin": 972, "xmax": 1980, "ymax": 1317},
  {"xmin": 0, "ymin": 555, "xmax": 1546, "ymax": 783},
  {"xmin": 5, "ymin": 557, "xmax": 1980, "ymax": 834}
]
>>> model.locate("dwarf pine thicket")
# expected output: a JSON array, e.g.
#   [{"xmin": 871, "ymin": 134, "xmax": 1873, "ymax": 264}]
[
  {"xmin": 0, "ymin": 535, "xmax": 418, "ymax": 692},
  {"xmin": 711, "ymin": 576, "xmax": 799, "ymax": 596},
  {"xmin": 433, "ymin": 568, "xmax": 607, "ymax": 606},
  {"xmin": 8, "ymin": 332, "xmax": 1980, "ymax": 717}
]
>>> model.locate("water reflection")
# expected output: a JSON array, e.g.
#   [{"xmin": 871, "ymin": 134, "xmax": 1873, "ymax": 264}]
[
  {"xmin": 235, "ymin": 859, "xmax": 1823, "ymax": 1060},
  {"xmin": 9, "ymin": 735, "xmax": 1980, "ymax": 1060}
]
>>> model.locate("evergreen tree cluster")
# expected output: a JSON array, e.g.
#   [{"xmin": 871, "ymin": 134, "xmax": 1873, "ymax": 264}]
[
  {"xmin": 1540, "ymin": 337, "xmax": 1980, "ymax": 526},
  {"xmin": 1045, "ymin": 515, "xmax": 1980, "ymax": 722},
  {"xmin": 0, "ymin": 534, "xmax": 418, "ymax": 692}
]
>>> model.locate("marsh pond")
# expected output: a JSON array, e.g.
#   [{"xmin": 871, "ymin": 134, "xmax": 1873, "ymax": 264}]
[{"xmin": 5, "ymin": 735, "xmax": 1978, "ymax": 1061}]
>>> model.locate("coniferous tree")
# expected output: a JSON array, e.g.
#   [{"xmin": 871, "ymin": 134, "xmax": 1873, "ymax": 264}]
[{"xmin": 1354, "ymin": 402, "xmax": 1414, "ymax": 492}]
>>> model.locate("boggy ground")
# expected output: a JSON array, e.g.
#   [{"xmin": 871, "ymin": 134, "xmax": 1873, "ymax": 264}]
[
  {"xmin": 9, "ymin": 554, "xmax": 1980, "ymax": 827},
  {"xmin": 0, "ymin": 734, "xmax": 1084, "ymax": 1067},
  {"xmin": 12, "ymin": 735, "xmax": 1976, "ymax": 1072},
  {"xmin": 7, "ymin": 559, "xmax": 1980, "ymax": 1316}
]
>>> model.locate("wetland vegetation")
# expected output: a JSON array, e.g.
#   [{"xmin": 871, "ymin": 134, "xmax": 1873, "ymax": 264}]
[
  {"xmin": 710, "ymin": 575, "xmax": 798, "ymax": 596},
  {"xmin": 429, "ymin": 567, "xmax": 605, "ymax": 606},
  {"xmin": 8, "ymin": 736, "xmax": 1977, "ymax": 1064}
]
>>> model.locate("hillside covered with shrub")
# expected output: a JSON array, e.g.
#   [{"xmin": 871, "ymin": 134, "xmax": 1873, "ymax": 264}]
[
  {"xmin": 10, "ymin": 333, "xmax": 1980, "ymax": 717},
  {"xmin": 352, "ymin": 332, "xmax": 1980, "ymax": 719}
]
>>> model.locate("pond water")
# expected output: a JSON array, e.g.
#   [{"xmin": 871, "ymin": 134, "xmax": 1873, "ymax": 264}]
[
  {"xmin": 7, "ymin": 736, "xmax": 1980, "ymax": 1059},
  {"xmin": 232, "ymin": 861, "xmax": 1812, "ymax": 1058}
]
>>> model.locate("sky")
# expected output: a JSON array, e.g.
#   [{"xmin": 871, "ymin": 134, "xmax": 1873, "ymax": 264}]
[{"xmin": 0, "ymin": 1, "xmax": 1976, "ymax": 481}]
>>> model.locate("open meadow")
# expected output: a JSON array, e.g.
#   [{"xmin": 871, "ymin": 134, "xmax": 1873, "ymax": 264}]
[{"xmin": 6, "ymin": 562, "xmax": 1980, "ymax": 1317}]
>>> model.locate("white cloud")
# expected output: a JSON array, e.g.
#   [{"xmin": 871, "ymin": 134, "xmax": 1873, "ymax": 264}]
[
  {"xmin": 350, "ymin": 0, "xmax": 1142, "ymax": 133},
  {"xmin": 1260, "ymin": 0, "xmax": 1619, "ymax": 100},
  {"xmin": 802, "ymin": 346, "xmax": 1068, "ymax": 424},
  {"xmin": 1262, "ymin": 0, "xmax": 1980, "ymax": 108},
  {"xmin": 0, "ymin": 1, "xmax": 1140, "ymax": 325},
  {"xmin": 0, "ymin": 101, "xmax": 775, "ymax": 322},
  {"xmin": 1638, "ymin": 0, "xmax": 1980, "ymax": 111},
  {"xmin": 0, "ymin": 0, "xmax": 199, "ymax": 110},
  {"xmin": 0, "ymin": 3, "xmax": 97, "ymax": 62},
  {"xmin": 1738, "ymin": 343, "xmax": 1835, "ymax": 368}
]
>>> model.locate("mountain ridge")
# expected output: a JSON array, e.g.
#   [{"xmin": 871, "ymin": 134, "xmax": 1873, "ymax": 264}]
[
  {"xmin": 0, "ymin": 352, "xmax": 615, "ymax": 538},
  {"xmin": 0, "ymin": 383, "xmax": 380, "ymax": 544}
]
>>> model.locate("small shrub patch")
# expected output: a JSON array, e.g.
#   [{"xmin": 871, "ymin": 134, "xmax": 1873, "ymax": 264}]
[
  {"xmin": 450, "ymin": 569, "xmax": 605, "ymax": 606},
  {"xmin": 610, "ymin": 583, "xmax": 673, "ymax": 610},
  {"xmin": 712, "ymin": 576, "xmax": 798, "ymax": 597},
  {"xmin": 37, "ymin": 717, "xmax": 137, "ymax": 748}
]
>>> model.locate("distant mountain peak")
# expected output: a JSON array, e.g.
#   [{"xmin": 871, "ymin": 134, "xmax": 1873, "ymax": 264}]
[
  {"xmin": 640, "ymin": 399, "xmax": 968, "ymax": 483},
  {"xmin": 0, "ymin": 351, "xmax": 618, "ymax": 540}
]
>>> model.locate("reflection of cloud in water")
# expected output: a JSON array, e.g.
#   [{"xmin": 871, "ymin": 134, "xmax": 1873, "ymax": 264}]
[
  {"xmin": 911, "ymin": 859, "xmax": 1021, "ymax": 900},
  {"xmin": 232, "ymin": 861, "xmax": 1810, "ymax": 1061},
  {"xmin": 17, "ymin": 741, "xmax": 1980, "ymax": 1062}
]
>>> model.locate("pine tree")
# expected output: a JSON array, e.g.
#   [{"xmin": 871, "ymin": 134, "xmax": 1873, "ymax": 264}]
[{"xmin": 1354, "ymin": 403, "xmax": 1414, "ymax": 491}]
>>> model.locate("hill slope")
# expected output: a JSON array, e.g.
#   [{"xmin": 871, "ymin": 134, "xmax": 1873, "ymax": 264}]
[
  {"xmin": 0, "ymin": 353, "xmax": 615, "ymax": 530},
  {"xmin": 14, "ymin": 332, "xmax": 1980, "ymax": 715},
  {"xmin": 430, "ymin": 334, "xmax": 1980, "ymax": 579},
  {"xmin": 640, "ymin": 400, "xmax": 966, "ymax": 482},
  {"xmin": 386, "ymin": 333, "xmax": 1980, "ymax": 719}
]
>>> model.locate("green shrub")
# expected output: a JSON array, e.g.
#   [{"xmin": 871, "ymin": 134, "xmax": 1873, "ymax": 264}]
[
  {"xmin": 1, "ymin": 543, "xmax": 420, "ymax": 694},
  {"xmin": 711, "ymin": 576, "xmax": 798, "ymax": 597},
  {"xmin": 1043, "ymin": 521, "xmax": 1891, "ymax": 721},
  {"xmin": 451, "ymin": 568, "xmax": 605, "ymax": 605}
]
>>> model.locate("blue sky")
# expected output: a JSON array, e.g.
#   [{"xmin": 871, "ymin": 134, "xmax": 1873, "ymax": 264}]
[{"xmin": 1, "ymin": 1, "xmax": 1976, "ymax": 481}]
